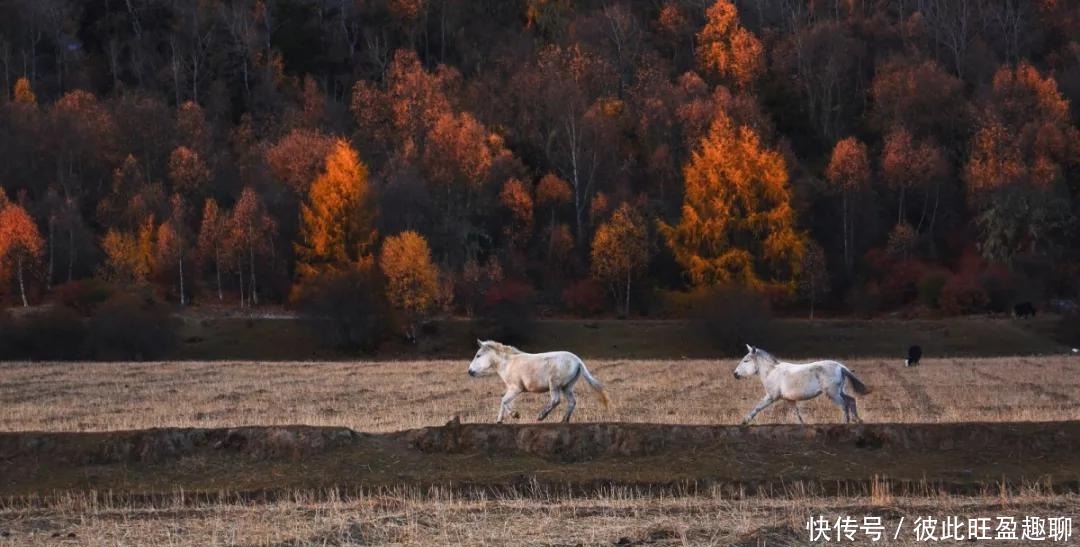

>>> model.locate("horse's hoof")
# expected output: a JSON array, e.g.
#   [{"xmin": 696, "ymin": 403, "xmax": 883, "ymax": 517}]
[{"xmin": 511, "ymin": 411, "xmax": 520, "ymax": 419}]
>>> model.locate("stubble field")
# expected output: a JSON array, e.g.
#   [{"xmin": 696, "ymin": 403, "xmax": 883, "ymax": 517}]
[
  {"xmin": 2, "ymin": 354, "xmax": 1079, "ymax": 546},
  {"xmin": 2, "ymin": 355, "xmax": 1079, "ymax": 432}
]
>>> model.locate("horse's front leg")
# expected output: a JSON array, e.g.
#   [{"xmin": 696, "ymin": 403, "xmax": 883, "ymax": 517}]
[
  {"xmin": 497, "ymin": 388, "xmax": 522, "ymax": 424},
  {"xmin": 740, "ymin": 394, "xmax": 776, "ymax": 425},
  {"xmin": 789, "ymin": 401, "xmax": 805, "ymax": 424}
]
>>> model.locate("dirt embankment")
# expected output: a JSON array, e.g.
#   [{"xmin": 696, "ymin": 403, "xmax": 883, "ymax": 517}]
[{"xmin": 2, "ymin": 421, "xmax": 1079, "ymax": 500}]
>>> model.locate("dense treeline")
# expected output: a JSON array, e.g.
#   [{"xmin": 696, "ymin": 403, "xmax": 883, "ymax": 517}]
[{"xmin": 0, "ymin": 0, "xmax": 1078, "ymax": 332}]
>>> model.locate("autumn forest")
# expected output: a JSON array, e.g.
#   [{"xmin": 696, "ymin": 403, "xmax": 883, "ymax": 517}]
[{"xmin": 1, "ymin": 0, "xmax": 1079, "ymax": 341}]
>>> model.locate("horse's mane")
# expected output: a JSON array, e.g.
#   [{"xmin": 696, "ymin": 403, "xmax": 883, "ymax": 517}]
[
  {"xmin": 754, "ymin": 347, "xmax": 780, "ymax": 364},
  {"xmin": 483, "ymin": 340, "xmax": 523, "ymax": 356}
]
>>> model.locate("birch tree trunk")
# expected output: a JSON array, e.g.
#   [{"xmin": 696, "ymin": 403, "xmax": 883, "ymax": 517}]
[
  {"xmin": 178, "ymin": 248, "xmax": 185, "ymax": 306},
  {"xmin": 215, "ymin": 248, "xmax": 223, "ymax": 302},
  {"xmin": 17, "ymin": 256, "xmax": 28, "ymax": 308}
]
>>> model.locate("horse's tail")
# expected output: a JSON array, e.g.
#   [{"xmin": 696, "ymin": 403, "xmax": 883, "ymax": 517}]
[
  {"xmin": 841, "ymin": 366, "xmax": 871, "ymax": 395},
  {"xmin": 579, "ymin": 361, "xmax": 611, "ymax": 408}
]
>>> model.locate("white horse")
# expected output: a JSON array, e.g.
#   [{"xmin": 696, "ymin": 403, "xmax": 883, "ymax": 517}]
[
  {"xmin": 467, "ymin": 340, "xmax": 610, "ymax": 423},
  {"xmin": 733, "ymin": 345, "xmax": 870, "ymax": 425}
]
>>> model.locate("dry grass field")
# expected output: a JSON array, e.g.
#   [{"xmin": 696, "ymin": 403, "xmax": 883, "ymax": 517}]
[
  {"xmin": 1, "ymin": 355, "xmax": 1078, "ymax": 432},
  {"xmin": 3, "ymin": 355, "xmax": 1080, "ymax": 546},
  {"xmin": 1, "ymin": 486, "xmax": 1077, "ymax": 546}
]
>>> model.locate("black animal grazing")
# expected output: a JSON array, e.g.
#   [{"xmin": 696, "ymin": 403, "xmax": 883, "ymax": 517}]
[
  {"xmin": 905, "ymin": 345, "xmax": 922, "ymax": 367},
  {"xmin": 1014, "ymin": 302, "xmax": 1036, "ymax": 318}
]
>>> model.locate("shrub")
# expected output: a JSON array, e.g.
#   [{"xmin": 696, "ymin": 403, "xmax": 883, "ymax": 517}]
[
  {"xmin": 938, "ymin": 274, "xmax": 989, "ymax": 316},
  {"xmin": 454, "ymin": 257, "xmax": 503, "ymax": 317},
  {"xmin": 879, "ymin": 259, "xmax": 927, "ymax": 308},
  {"xmin": 690, "ymin": 286, "xmax": 773, "ymax": 356},
  {"xmin": 88, "ymin": 291, "xmax": 178, "ymax": 360},
  {"xmin": 53, "ymin": 279, "xmax": 114, "ymax": 316},
  {"xmin": 979, "ymin": 265, "xmax": 1015, "ymax": 314},
  {"xmin": 294, "ymin": 265, "xmax": 390, "ymax": 352},
  {"xmin": 0, "ymin": 307, "xmax": 87, "ymax": 360},
  {"xmin": 846, "ymin": 283, "xmax": 882, "ymax": 318},
  {"xmin": 561, "ymin": 279, "xmax": 607, "ymax": 317},
  {"xmin": 474, "ymin": 279, "xmax": 537, "ymax": 343},
  {"xmin": 918, "ymin": 270, "xmax": 949, "ymax": 309}
]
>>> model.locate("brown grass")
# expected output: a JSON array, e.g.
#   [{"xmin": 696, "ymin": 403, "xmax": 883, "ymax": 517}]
[
  {"xmin": 3, "ymin": 356, "xmax": 1079, "ymax": 545},
  {"xmin": 0, "ymin": 486, "xmax": 1076, "ymax": 546},
  {"xmin": 1, "ymin": 356, "xmax": 1079, "ymax": 432}
]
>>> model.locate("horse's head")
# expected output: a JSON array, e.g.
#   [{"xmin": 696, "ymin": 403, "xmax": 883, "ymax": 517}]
[
  {"xmin": 468, "ymin": 339, "xmax": 500, "ymax": 377},
  {"xmin": 733, "ymin": 344, "xmax": 762, "ymax": 379}
]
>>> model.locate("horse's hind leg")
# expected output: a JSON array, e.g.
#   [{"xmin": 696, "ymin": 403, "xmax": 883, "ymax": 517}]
[
  {"xmin": 843, "ymin": 394, "xmax": 862, "ymax": 424},
  {"xmin": 537, "ymin": 387, "xmax": 561, "ymax": 421},
  {"xmin": 827, "ymin": 388, "xmax": 850, "ymax": 423},
  {"xmin": 561, "ymin": 388, "xmax": 576, "ymax": 423}
]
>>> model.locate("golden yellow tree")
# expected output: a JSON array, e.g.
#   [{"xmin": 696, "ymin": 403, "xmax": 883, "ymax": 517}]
[
  {"xmin": 296, "ymin": 139, "xmax": 377, "ymax": 280},
  {"xmin": 591, "ymin": 202, "xmax": 649, "ymax": 316},
  {"xmin": 100, "ymin": 217, "xmax": 155, "ymax": 285},
  {"xmin": 697, "ymin": 0, "xmax": 763, "ymax": 89},
  {"xmin": 379, "ymin": 230, "xmax": 441, "ymax": 341},
  {"xmin": 13, "ymin": 77, "xmax": 36, "ymax": 104},
  {"xmin": 660, "ymin": 111, "xmax": 803, "ymax": 288}
]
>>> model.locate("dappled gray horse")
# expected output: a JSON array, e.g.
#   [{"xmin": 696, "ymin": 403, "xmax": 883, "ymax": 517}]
[{"xmin": 733, "ymin": 345, "xmax": 870, "ymax": 424}]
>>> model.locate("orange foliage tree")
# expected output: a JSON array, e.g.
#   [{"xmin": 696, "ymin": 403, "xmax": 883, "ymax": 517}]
[
  {"xmin": 590, "ymin": 202, "xmax": 649, "ymax": 316},
  {"xmin": 423, "ymin": 111, "xmax": 506, "ymax": 197},
  {"xmin": 196, "ymin": 198, "xmax": 230, "ymax": 302},
  {"xmin": 870, "ymin": 58, "xmax": 966, "ymax": 140},
  {"xmin": 168, "ymin": 146, "xmax": 211, "ymax": 199},
  {"xmin": 100, "ymin": 217, "xmax": 155, "ymax": 286},
  {"xmin": 230, "ymin": 186, "xmax": 276, "ymax": 307},
  {"xmin": 697, "ymin": 0, "xmax": 764, "ymax": 89},
  {"xmin": 295, "ymin": 139, "xmax": 377, "ymax": 281},
  {"xmin": 13, "ymin": 77, "xmax": 36, "ymax": 104},
  {"xmin": 0, "ymin": 197, "xmax": 44, "ymax": 307},
  {"xmin": 826, "ymin": 137, "xmax": 870, "ymax": 274},
  {"xmin": 535, "ymin": 173, "xmax": 573, "ymax": 257},
  {"xmin": 155, "ymin": 195, "xmax": 191, "ymax": 305},
  {"xmin": 881, "ymin": 126, "xmax": 949, "ymax": 231},
  {"xmin": 660, "ymin": 112, "xmax": 803, "ymax": 288},
  {"xmin": 176, "ymin": 101, "xmax": 210, "ymax": 155},
  {"xmin": 498, "ymin": 178, "xmax": 534, "ymax": 250},
  {"xmin": 379, "ymin": 230, "xmax": 441, "ymax": 341},
  {"xmin": 965, "ymin": 63, "xmax": 1079, "ymax": 261},
  {"xmin": 350, "ymin": 49, "xmax": 455, "ymax": 158},
  {"xmin": 264, "ymin": 128, "xmax": 335, "ymax": 194}
]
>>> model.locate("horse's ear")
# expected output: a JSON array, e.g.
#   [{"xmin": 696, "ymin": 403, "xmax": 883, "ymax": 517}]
[
  {"xmin": 746, "ymin": 344, "xmax": 755, "ymax": 354},
  {"xmin": 477, "ymin": 338, "xmax": 484, "ymax": 347}
]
